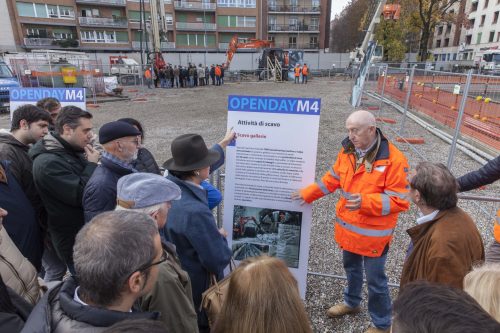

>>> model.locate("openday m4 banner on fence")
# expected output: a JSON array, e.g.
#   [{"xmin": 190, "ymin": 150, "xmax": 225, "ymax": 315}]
[{"xmin": 223, "ymin": 95, "xmax": 321, "ymax": 297}]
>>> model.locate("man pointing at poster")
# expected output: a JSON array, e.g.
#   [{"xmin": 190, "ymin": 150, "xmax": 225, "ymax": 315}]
[{"xmin": 292, "ymin": 110, "xmax": 409, "ymax": 333}]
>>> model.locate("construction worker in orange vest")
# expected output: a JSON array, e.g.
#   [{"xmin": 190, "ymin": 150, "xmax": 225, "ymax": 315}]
[
  {"xmin": 215, "ymin": 64, "xmax": 222, "ymax": 86},
  {"xmin": 294, "ymin": 64, "xmax": 301, "ymax": 84},
  {"xmin": 301, "ymin": 63, "xmax": 309, "ymax": 84},
  {"xmin": 457, "ymin": 155, "xmax": 500, "ymax": 262},
  {"xmin": 144, "ymin": 67, "xmax": 153, "ymax": 89},
  {"xmin": 292, "ymin": 110, "xmax": 410, "ymax": 333}
]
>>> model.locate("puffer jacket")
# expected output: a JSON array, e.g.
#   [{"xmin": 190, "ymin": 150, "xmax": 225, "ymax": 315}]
[
  {"xmin": 82, "ymin": 153, "xmax": 135, "ymax": 223},
  {"xmin": 21, "ymin": 277, "xmax": 159, "ymax": 333},
  {"xmin": 0, "ymin": 227, "xmax": 42, "ymax": 305},
  {"xmin": 133, "ymin": 148, "xmax": 161, "ymax": 175},
  {"xmin": 29, "ymin": 132, "xmax": 97, "ymax": 267},
  {"xmin": 457, "ymin": 155, "xmax": 500, "ymax": 192}
]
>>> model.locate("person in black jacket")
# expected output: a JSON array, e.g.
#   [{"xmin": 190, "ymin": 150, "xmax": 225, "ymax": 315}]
[
  {"xmin": 30, "ymin": 106, "xmax": 100, "ymax": 274},
  {"xmin": 457, "ymin": 155, "xmax": 500, "ymax": 262},
  {"xmin": 82, "ymin": 121, "xmax": 141, "ymax": 223},
  {"xmin": 118, "ymin": 118, "xmax": 161, "ymax": 174}
]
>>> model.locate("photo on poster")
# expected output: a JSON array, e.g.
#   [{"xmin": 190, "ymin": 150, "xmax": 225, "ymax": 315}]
[{"xmin": 232, "ymin": 205, "xmax": 302, "ymax": 268}]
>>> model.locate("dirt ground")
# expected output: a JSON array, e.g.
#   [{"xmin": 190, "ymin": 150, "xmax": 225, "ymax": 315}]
[{"xmin": 2, "ymin": 78, "xmax": 497, "ymax": 332}]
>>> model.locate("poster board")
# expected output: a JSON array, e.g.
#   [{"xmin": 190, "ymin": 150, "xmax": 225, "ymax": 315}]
[
  {"xmin": 9, "ymin": 88, "xmax": 86, "ymax": 119},
  {"xmin": 223, "ymin": 95, "xmax": 321, "ymax": 297}
]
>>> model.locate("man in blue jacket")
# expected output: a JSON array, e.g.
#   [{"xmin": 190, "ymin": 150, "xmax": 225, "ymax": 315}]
[{"xmin": 82, "ymin": 121, "xmax": 141, "ymax": 223}]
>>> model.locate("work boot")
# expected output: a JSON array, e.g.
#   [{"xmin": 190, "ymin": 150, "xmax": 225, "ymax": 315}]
[
  {"xmin": 326, "ymin": 303, "xmax": 361, "ymax": 317},
  {"xmin": 364, "ymin": 327, "xmax": 390, "ymax": 333}
]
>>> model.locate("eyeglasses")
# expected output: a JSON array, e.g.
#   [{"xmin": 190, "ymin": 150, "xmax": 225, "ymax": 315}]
[
  {"xmin": 127, "ymin": 249, "xmax": 168, "ymax": 279},
  {"xmin": 119, "ymin": 139, "xmax": 140, "ymax": 146}
]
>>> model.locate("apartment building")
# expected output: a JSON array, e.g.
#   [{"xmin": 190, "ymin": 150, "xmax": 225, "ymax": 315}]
[
  {"xmin": 431, "ymin": 0, "xmax": 500, "ymax": 62},
  {"xmin": 4, "ymin": 0, "xmax": 329, "ymax": 53}
]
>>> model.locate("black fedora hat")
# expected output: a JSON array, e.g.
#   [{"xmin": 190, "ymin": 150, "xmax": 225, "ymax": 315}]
[{"xmin": 163, "ymin": 134, "xmax": 220, "ymax": 171}]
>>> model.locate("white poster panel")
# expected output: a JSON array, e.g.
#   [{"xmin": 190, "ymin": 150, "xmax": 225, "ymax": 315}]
[
  {"xmin": 9, "ymin": 88, "xmax": 86, "ymax": 119},
  {"xmin": 223, "ymin": 95, "xmax": 321, "ymax": 297}
]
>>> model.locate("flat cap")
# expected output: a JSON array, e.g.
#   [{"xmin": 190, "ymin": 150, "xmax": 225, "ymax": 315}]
[
  {"xmin": 99, "ymin": 121, "xmax": 141, "ymax": 144},
  {"xmin": 116, "ymin": 173, "xmax": 181, "ymax": 209}
]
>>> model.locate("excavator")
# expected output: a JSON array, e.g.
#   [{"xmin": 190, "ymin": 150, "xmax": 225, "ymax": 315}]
[{"xmin": 223, "ymin": 35, "xmax": 274, "ymax": 69}]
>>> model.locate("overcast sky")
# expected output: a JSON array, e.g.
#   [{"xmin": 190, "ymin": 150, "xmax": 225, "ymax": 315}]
[{"xmin": 331, "ymin": 0, "xmax": 350, "ymax": 19}]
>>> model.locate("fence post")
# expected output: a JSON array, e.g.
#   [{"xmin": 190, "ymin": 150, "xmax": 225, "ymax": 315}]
[
  {"xmin": 377, "ymin": 65, "xmax": 389, "ymax": 118},
  {"xmin": 447, "ymin": 69, "xmax": 473, "ymax": 170},
  {"xmin": 399, "ymin": 65, "xmax": 416, "ymax": 136}
]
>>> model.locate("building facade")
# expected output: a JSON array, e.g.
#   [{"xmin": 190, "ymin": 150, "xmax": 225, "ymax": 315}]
[
  {"xmin": 431, "ymin": 0, "xmax": 500, "ymax": 63},
  {"xmin": 4, "ymin": 0, "xmax": 330, "ymax": 53}
]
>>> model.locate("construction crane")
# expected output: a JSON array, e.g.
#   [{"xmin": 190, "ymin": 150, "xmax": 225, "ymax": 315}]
[
  {"xmin": 144, "ymin": 0, "xmax": 168, "ymax": 69},
  {"xmin": 223, "ymin": 35, "xmax": 274, "ymax": 69}
]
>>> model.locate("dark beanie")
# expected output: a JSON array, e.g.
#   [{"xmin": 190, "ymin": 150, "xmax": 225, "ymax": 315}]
[{"xmin": 99, "ymin": 121, "xmax": 141, "ymax": 144}]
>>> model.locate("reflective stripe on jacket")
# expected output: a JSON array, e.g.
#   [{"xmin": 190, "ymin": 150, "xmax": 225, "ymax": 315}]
[{"xmin": 300, "ymin": 130, "xmax": 410, "ymax": 257}]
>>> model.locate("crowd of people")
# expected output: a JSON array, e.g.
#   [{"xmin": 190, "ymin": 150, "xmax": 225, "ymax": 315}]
[
  {"xmin": 145, "ymin": 63, "xmax": 226, "ymax": 89},
  {"xmin": 0, "ymin": 99, "xmax": 498, "ymax": 333}
]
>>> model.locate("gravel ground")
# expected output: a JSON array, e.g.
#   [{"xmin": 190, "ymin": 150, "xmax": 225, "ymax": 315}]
[{"xmin": 2, "ymin": 78, "xmax": 497, "ymax": 333}]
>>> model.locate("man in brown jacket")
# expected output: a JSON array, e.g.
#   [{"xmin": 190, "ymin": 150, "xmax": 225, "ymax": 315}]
[{"xmin": 400, "ymin": 162, "xmax": 484, "ymax": 289}]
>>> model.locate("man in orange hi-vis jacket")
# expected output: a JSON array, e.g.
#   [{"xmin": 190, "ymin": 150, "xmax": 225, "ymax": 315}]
[
  {"xmin": 294, "ymin": 64, "xmax": 301, "ymax": 84},
  {"xmin": 292, "ymin": 110, "xmax": 410, "ymax": 333}
]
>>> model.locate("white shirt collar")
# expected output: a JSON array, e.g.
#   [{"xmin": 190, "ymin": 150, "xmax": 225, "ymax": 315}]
[
  {"xmin": 355, "ymin": 137, "xmax": 378, "ymax": 158},
  {"xmin": 416, "ymin": 210, "xmax": 440, "ymax": 225},
  {"xmin": 73, "ymin": 286, "xmax": 88, "ymax": 306}
]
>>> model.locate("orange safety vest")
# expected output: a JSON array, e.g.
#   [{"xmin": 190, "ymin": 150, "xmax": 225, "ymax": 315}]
[
  {"xmin": 302, "ymin": 66, "xmax": 308, "ymax": 75},
  {"xmin": 494, "ymin": 210, "xmax": 500, "ymax": 243},
  {"xmin": 300, "ymin": 132, "xmax": 410, "ymax": 257},
  {"xmin": 144, "ymin": 69, "xmax": 152, "ymax": 79},
  {"xmin": 215, "ymin": 66, "xmax": 222, "ymax": 76},
  {"xmin": 294, "ymin": 67, "xmax": 301, "ymax": 77}
]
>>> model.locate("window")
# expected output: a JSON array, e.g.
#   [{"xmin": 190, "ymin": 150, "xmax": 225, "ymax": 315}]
[
  {"xmin": 477, "ymin": 32, "xmax": 482, "ymax": 43},
  {"xmin": 26, "ymin": 28, "xmax": 48, "ymax": 37},
  {"xmin": 47, "ymin": 5, "xmax": 58, "ymax": 18},
  {"xmin": 217, "ymin": 0, "xmax": 254, "ymax": 8},
  {"xmin": 436, "ymin": 39, "xmax": 441, "ymax": 47},
  {"xmin": 438, "ymin": 26, "xmax": 443, "ymax": 35},
  {"xmin": 469, "ymin": 18, "xmax": 475, "ymax": 28},
  {"xmin": 480, "ymin": 15, "xmax": 485, "ymax": 26},
  {"xmin": 471, "ymin": 1, "xmax": 478, "ymax": 11},
  {"xmin": 128, "ymin": 10, "xmax": 150, "ymax": 22},
  {"xmin": 165, "ymin": 14, "xmax": 173, "ymax": 24},
  {"xmin": 485, "ymin": 0, "xmax": 489, "ymax": 8},
  {"xmin": 312, "ymin": 0, "xmax": 319, "ymax": 8},
  {"xmin": 288, "ymin": 16, "xmax": 298, "ymax": 30},
  {"xmin": 490, "ymin": 30, "xmax": 495, "ymax": 42},
  {"xmin": 53, "ymin": 28, "xmax": 74, "ymax": 39},
  {"xmin": 444, "ymin": 38, "xmax": 449, "ymax": 46},
  {"xmin": 466, "ymin": 35, "xmax": 472, "ymax": 44},
  {"xmin": 92, "ymin": 8, "xmax": 100, "ymax": 16},
  {"xmin": 446, "ymin": 25, "xmax": 451, "ymax": 34},
  {"xmin": 494, "ymin": 11, "xmax": 499, "ymax": 23},
  {"xmin": 81, "ymin": 30, "xmax": 95, "ymax": 41},
  {"xmin": 310, "ymin": 17, "xmax": 319, "ymax": 30},
  {"xmin": 309, "ymin": 36, "xmax": 318, "ymax": 48},
  {"xmin": 497, "ymin": 31, "xmax": 500, "ymax": 42},
  {"xmin": 288, "ymin": 36, "xmax": 296, "ymax": 48},
  {"xmin": 59, "ymin": 6, "xmax": 74, "ymax": 18},
  {"xmin": 16, "ymin": 2, "xmax": 35, "ymax": 17},
  {"xmin": 218, "ymin": 15, "xmax": 255, "ymax": 27},
  {"xmin": 81, "ymin": 30, "xmax": 118, "ymax": 43}
]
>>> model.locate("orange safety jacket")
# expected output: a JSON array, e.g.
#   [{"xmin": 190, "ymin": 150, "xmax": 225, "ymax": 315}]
[
  {"xmin": 294, "ymin": 67, "xmax": 301, "ymax": 77},
  {"xmin": 144, "ymin": 69, "xmax": 152, "ymax": 79},
  {"xmin": 215, "ymin": 66, "xmax": 222, "ymax": 76},
  {"xmin": 494, "ymin": 210, "xmax": 500, "ymax": 243},
  {"xmin": 300, "ymin": 130, "xmax": 410, "ymax": 257},
  {"xmin": 302, "ymin": 66, "xmax": 308, "ymax": 75}
]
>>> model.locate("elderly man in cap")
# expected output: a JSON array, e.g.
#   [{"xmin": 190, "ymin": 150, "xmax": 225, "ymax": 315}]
[
  {"xmin": 83, "ymin": 121, "xmax": 142, "ymax": 223},
  {"xmin": 115, "ymin": 172, "xmax": 198, "ymax": 333}
]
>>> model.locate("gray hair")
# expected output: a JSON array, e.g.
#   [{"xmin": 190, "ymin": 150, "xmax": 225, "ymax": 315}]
[
  {"xmin": 73, "ymin": 210, "xmax": 158, "ymax": 306},
  {"xmin": 115, "ymin": 202, "xmax": 163, "ymax": 216}
]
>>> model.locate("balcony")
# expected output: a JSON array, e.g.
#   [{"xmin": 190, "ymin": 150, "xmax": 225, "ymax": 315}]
[
  {"xmin": 24, "ymin": 37, "xmax": 80, "ymax": 48},
  {"xmin": 268, "ymin": 24, "xmax": 319, "ymax": 33},
  {"xmin": 131, "ymin": 41, "xmax": 176, "ymax": 49},
  {"xmin": 272, "ymin": 42, "xmax": 319, "ymax": 49},
  {"xmin": 75, "ymin": 0, "xmax": 126, "ymax": 6},
  {"xmin": 78, "ymin": 17, "xmax": 128, "ymax": 28},
  {"xmin": 175, "ymin": 22, "xmax": 216, "ymax": 30},
  {"xmin": 174, "ymin": 1, "xmax": 216, "ymax": 10},
  {"xmin": 267, "ymin": 5, "xmax": 320, "ymax": 13}
]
